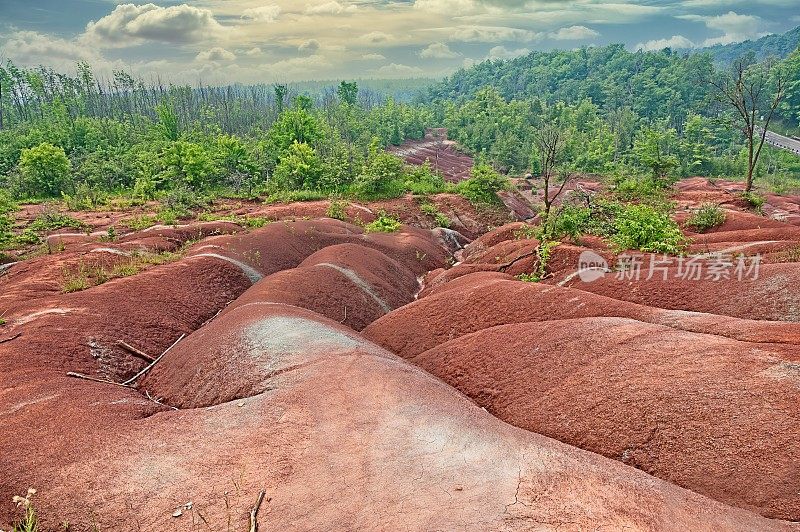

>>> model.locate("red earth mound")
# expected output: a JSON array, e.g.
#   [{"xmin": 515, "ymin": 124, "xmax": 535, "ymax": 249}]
[
  {"xmin": 364, "ymin": 272, "xmax": 800, "ymax": 361},
  {"xmin": 225, "ymin": 243, "xmax": 420, "ymax": 330},
  {"xmin": 3, "ymin": 298, "xmax": 791, "ymax": 530},
  {"xmin": 364, "ymin": 274, "xmax": 800, "ymax": 520},
  {"xmin": 0, "ymin": 221, "xmax": 244, "ymax": 313},
  {"xmin": 3, "ymin": 199, "xmax": 799, "ymax": 530}
]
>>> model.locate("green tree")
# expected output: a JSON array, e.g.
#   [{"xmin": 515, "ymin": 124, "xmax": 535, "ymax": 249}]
[
  {"xmin": 633, "ymin": 123, "xmax": 679, "ymax": 181},
  {"xmin": 19, "ymin": 142, "xmax": 71, "ymax": 197},
  {"xmin": 161, "ymin": 141, "xmax": 216, "ymax": 189},
  {"xmin": 155, "ymin": 101, "xmax": 179, "ymax": 141},
  {"xmin": 337, "ymin": 81, "xmax": 358, "ymax": 106},
  {"xmin": 267, "ymin": 106, "xmax": 325, "ymax": 160},
  {"xmin": 272, "ymin": 141, "xmax": 323, "ymax": 191},
  {"xmin": 705, "ymin": 55, "xmax": 787, "ymax": 191},
  {"xmin": 354, "ymin": 139, "xmax": 405, "ymax": 196}
]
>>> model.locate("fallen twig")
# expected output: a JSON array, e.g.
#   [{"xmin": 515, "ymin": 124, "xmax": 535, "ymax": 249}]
[
  {"xmin": 249, "ymin": 489, "xmax": 266, "ymax": 532},
  {"xmin": 0, "ymin": 332, "xmax": 22, "ymax": 344},
  {"xmin": 67, "ymin": 371, "xmax": 132, "ymax": 388},
  {"xmin": 340, "ymin": 306, "xmax": 347, "ymax": 324},
  {"xmin": 116, "ymin": 340, "xmax": 155, "ymax": 362},
  {"xmin": 123, "ymin": 333, "xmax": 186, "ymax": 386},
  {"xmin": 145, "ymin": 390, "xmax": 178, "ymax": 411}
]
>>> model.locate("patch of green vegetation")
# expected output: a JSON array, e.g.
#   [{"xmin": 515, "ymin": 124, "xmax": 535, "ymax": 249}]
[
  {"xmin": 456, "ymin": 164, "xmax": 510, "ymax": 205},
  {"xmin": 610, "ymin": 204, "xmax": 686, "ymax": 254},
  {"xmin": 740, "ymin": 191, "xmax": 765, "ymax": 215},
  {"xmin": 364, "ymin": 211, "xmax": 401, "ymax": 233},
  {"xmin": 124, "ymin": 214, "xmax": 159, "ymax": 231},
  {"xmin": 28, "ymin": 211, "xmax": 85, "ymax": 232},
  {"xmin": 516, "ymin": 240, "xmax": 561, "ymax": 283},
  {"xmin": 60, "ymin": 247, "xmax": 188, "ymax": 293},
  {"xmin": 542, "ymin": 197, "xmax": 686, "ymax": 255},
  {"xmin": 419, "ymin": 202, "xmax": 452, "ymax": 228},
  {"xmin": 326, "ymin": 200, "xmax": 348, "ymax": 221},
  {"xmin": 265, "ymin": 190, "xmax": 328, "ymax": 204},
  {"xmin": 685, "ymin": 203, "xmax": 726, "ymax": 232},
  {"xmin": 196, "ymin": 211, "xmax": 271, "ymax": 228}
]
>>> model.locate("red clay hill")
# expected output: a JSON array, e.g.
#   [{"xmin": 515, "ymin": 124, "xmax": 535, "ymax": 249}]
[{"xmin": 1, "ymin": 181, "xmax": 800, "ymax": 530}]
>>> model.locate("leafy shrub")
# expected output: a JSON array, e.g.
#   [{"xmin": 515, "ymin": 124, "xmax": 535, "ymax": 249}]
[
  {"xmin": 740, "ymin": 191, "xmax": 765, "ymax": 214},
  {"xmin": 124, "ymin": 215, "xmax": 158, "ymax": 231},
  {"xmin": 365, "ymin": 211, "xmax": 401, "ymax": 233},
  {"xmin": 62, "ymin": 182, "xmax": 105, "ymax": 211},
  {"xmin": 18, "ymin": 143, "xmax": 71, "ymax": 197},
  {"xmin": 610, "ymin": 204, "xmax": 686, "ymax": 254},
  {"xmin": 552, "ymin": 205, "xmax": 592, "ymax": 240},
  {"xmin": 161, "ymin": 140, "xmax": 216, "ymax": 189},
  {"xmin": 420, "ymin": 202, "xmax": 451, "ymax": 228},
  {"xmin": 353, "ymin": 146, "xmax": 406, "ymax": 199},
  {"xmin": 326, "ymin": 200, "xmax": 348, "ymax": 221},
  {"xmin": 457, "ymin": 164, "xmax": 510, "ymax": 205},
  {"xmin": 611, "ymin": 175, "xmax": 668, "ymax": 203},
  {"xmin": 404, "ymin": 161, "xmax": 447, "ymax": 195},
  {"xmin": 685, "ymin": 203, "xmax": 726, "ymax": 232},
  {"xmin": 272, "ymin": 141, "xmax": 324, "ymax": 191},
  {"xmin": 0, "ymin": 190, "xmax": 17, "ymax": 247},
  {"xmin": 28, "ymin": 211, "xmax": 84, "ymax": 232}
]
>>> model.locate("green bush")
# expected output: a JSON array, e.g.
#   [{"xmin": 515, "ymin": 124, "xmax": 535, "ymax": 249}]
[
  {"xmin": 326, "ymin": 200, "xmax": 348, "ymax": 221},
  {"xmin": 28, "ymin": 210, "xmax": 85, "ymax": 232},
  {"xmin": 420, "ymin": 202, "xmax": 451, "ymax": 228},
  {"xmin": 610, "ymin": 204, "xmax": 686, "ymax": 254},
  {"xmin": 365, "ymin": 211, "xmax": 401, "ymax": 233},
  {"xmin": 457, "ymin": 164, "xmax": 510, "ymax": 205},
  {"xmin": 0, "ymin": 190, "xmax": 17, "ymax": 247},
  {"xmin": 18, "ymin": 143, "xmax": 71, "ymax": 197},
  {"xmin": 685, "ymin": 203, "xmax": 726, "ymax": 232},
  {"xmin": 161, "ymin": 140, "xmax": 216, "ymax": 189},
  {"xmin": 740, "ymin": 191, "xmax": 765, "ymax": 214},
  {"xmin": 272, "ymin": 141, "xmax": 324, "ymax": 191},
  {"xmin": 353, "ymin": 147, "xmax": 406, "ymax": 198}
]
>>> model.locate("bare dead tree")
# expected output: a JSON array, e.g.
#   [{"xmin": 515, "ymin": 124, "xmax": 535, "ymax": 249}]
[
  {"xmin": 704, "ymin": 56, "xmax": 786, "ymax": 192},
  {"xmin": 534, "ymin": 123, "xmax": 572, "ymax": 233}
]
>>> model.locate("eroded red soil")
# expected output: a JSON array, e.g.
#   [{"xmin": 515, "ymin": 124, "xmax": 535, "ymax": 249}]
[{"xmin": 2, "ymin": 178, "xmax": 800, "ymax": 530}]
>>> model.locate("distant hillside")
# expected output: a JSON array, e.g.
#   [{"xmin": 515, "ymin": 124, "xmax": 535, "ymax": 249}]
[
  {"xmin": 701, "ymin": 25, "xmax": 800, "ymax": 64},
  {"xmin": 420, "ymin": 44, "xmax": 714, "ymax": 123}
]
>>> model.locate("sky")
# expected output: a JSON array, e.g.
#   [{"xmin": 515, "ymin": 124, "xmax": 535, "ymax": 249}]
[{"xmin": 0, "ymin": 0, "xmax": 798, "ymax": 84}]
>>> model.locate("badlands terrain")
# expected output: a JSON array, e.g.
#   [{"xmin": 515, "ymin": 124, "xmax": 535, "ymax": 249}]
[{"xmin": 1, "ymin": 177, "xmax": 800, "ymax": 531}]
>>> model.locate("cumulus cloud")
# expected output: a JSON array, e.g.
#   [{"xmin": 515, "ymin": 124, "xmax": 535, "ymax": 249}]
[
  {"xmin": 298, "ymin": 39, "xmax": 321, "ymax": 53},
  {"xmin": 678, "ymin": 11, "xmax": 769, "ymax": 46},
  {"xmin": 634, "ymin": 35, "xmax": 696, "ymax": 51},
  {"xmin": 243, "ymin": 47, "xmax": 263, "ymax": 57},
  {"xmin": 82, "ymin": 3, "xmax": 224, "ymax": 47},
  {"xmin": 450, "ymin": 25, "xmax": 539, "ymax": 43},
  {"xmin": 373, "ymin": 63, "xmax": 425, "ymax": 77},
  {"xmin": 487, "ymin": 45, "xmax": 530, "ymax": 60},
  {"xmin": 262, "ymin": 54, "xmax": 331, "ymax": 79},
  {"xmin": 305, "ymin": 1, "xmax": 356, "ymax": 15},
  {"xmin": 196, "ymin": 47, "xmax": 236, "ymax": 62},
  {"xmin": 241, "ymin": 5, "xmax": 281, "ymax": 23},
  {"xmin": 5, "ymin": 31, "xmax": 97, "ymax": 65},
  {"xmin": 413, "ymin": 0, "xmax": 482, "ymax": 15},
  {"xmin": 419, "ymin": 42, "xmax": 461, "ymax": 59},
  {"xmin": 550, "ymin": 25, "xmax": 600, "ymax": 41},
  {"xmin": 360, "ymin": 53, "xmax": 386, "ymax": 60}
]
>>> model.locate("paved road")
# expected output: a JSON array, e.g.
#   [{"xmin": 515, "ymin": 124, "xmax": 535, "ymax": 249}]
[{"xmin": 762, "ymin": 129, "xmax": 800, "ymax": 155}]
